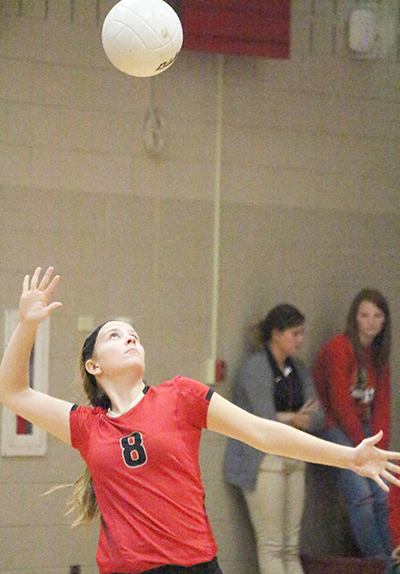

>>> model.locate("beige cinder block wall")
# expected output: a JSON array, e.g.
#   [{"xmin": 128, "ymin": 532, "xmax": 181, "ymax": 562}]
[{"xmin": 0, "ymin": 1, "xmax": 399, "ymax": 573}]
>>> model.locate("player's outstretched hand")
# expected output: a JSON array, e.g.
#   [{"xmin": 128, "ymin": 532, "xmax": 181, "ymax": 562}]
[
  {"xmin": 350, "ymin": 431, "xmax": 400, "ymax": 491},
  {"xmin": 19, "ymin": 267, "xmax": 62, "ymax": 325}
]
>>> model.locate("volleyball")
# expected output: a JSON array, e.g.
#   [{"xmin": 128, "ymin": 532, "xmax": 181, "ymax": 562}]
[{"xmin": 102, "ymin": 0, "xmax": 183, "ymax": 78}]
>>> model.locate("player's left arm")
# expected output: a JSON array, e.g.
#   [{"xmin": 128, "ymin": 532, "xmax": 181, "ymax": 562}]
[{"xmin": 207, "ymin": 392, "xmax": 400, "ymax": 490}]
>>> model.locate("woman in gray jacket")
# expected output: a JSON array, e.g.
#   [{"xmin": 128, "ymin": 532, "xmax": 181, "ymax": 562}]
[{"xmin": 224, "ymin": 304, "xmax": 324, "ymax": 574}]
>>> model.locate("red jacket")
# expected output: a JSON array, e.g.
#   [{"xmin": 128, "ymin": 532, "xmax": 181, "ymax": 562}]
[
  {"xmin": 313, "ymin": 334, "xmax": 390, "ymax": 449},
  {"xmin": 389, "ymin": 481, "xmax": 400, "ymax": 548}
]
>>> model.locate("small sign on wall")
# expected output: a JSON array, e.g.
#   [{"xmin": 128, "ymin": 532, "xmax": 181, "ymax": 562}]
[{"xmin": 1, "ymin": 310, "xmax": 50, "ymax": 456}]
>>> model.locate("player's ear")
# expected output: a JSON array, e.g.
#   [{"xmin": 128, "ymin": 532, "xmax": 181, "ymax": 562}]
[{"xmin": 85, "ymin": 359, "xmax": 101, "ymax": 376}]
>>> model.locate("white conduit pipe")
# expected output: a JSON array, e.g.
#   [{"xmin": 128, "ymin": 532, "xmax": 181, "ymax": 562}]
[{"xmin": 206, "ymin": 54, "xmax": 224, "ymax": 384}]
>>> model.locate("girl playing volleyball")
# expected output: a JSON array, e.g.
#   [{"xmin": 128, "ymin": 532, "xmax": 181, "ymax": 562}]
[{"xmin": 1, "ymin": 267, "xmax": 399, "ymax": 574}]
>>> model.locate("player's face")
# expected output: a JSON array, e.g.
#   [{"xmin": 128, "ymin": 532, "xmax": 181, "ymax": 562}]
[
  {"xmin": 91, "ymin": 321, "xmax": 145, "ymax": 378},
  {"xmin": 273, "ymin": 324, "xmax": 305, "ymax": 359},
  {"xmin": 356, "ymin": 300, "xmax": 385, "ymax": 346}
]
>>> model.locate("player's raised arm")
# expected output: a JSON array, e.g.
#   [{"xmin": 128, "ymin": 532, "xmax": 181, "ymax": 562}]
[
  {"xmin": 0, "ymin": 267, "xmax": 73, "ymax": 444},
  {"xmin": 208, "ymin": 392, "xmax": 400, "ymax": 491}
]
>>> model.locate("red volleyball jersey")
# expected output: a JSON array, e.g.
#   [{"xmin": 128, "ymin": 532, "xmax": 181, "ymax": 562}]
[{"xmin": 70, "ymin": 377, "xmax": 218, "ymax": 574}]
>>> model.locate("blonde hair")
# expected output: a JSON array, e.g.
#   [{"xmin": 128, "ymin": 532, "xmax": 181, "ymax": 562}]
[
  {"xmin": 67, "ymin": 324, "xmax": 111, "ymax": 527},
  {"xmin": 67, "ymin": 467, "xmax": 98, "ymax": 527}
]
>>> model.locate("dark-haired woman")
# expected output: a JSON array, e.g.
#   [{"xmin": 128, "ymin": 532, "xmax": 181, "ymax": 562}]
[
  {"xmin": 0, "ymin": 270, "xmax": 399, "ymax": 574},
  {"xmin": 313, "ymin": 289, "xmax": 392, "ymax": 559},
  {"xmin": 224, "ymin": 304, "xmax": 324, "ymax": 574}
]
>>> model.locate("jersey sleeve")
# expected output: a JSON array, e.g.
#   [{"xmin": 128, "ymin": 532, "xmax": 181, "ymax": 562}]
[
  {"xmin": 70, "ymin": 405, "xmax": 102, "ymax": 456},
  {"xmin": 172, "ymin": 377, "xmax": 214, "ymax": 429}
]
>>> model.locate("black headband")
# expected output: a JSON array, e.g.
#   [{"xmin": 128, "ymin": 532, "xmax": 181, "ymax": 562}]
[{"xmin": 81, "ymin": 323, "xmax": 106, "ymax": 365}]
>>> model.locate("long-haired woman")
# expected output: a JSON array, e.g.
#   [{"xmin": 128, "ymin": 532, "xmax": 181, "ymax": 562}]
[{"xmin": 313, "ymin": 289, "xmax": 392, "ymax": 559}]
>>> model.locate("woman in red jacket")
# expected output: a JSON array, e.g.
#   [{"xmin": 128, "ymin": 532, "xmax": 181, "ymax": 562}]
[{"xmin": 313, "ymin": 289, "xmax": 392, "ymax": 560}]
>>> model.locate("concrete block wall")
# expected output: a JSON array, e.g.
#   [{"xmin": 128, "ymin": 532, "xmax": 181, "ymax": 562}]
[{"xmin": 0, "ymin": 1, "xmax": 399, "ymax": 572}]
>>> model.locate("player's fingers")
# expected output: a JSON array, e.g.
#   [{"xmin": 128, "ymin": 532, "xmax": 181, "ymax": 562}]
[
  {"xmin": 45, "ymin": 275, "xmax": 60, "ymax": 296},
  {"xmin": 22, "ymin": 274, "xmax": 30, "ymax": 294},
  {"xmin": 30, "ymin": 267, "xmax": 42, "ymax": 290},
  {"xmin": 381, "ymin": 450, "xmax": 400, "ymax": 461},
  {"xmin": 46, "ymin": 302, "xmax": 62, "ymax": 315},
  {"xmin": 386, "ymin": 461, "xmax": 400, "ymax": 473},
  {"xmin": 38, "ymin": 267, "xmax": 54, "ymax": 291},
  {"xmin": 363, "ymin": 431, "xmax": 383, "ymax": 447},
  {"xmin": 372, "ymin": 474, "xmax": 389, "ymax": 492},
  {"xmin": 381, "ymin": 469, "xmax": 400, "ymax": 488}
]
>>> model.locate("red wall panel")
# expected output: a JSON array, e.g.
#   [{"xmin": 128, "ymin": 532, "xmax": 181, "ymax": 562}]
[{"xmin": 178, "ymin": 0, "xmax": 291, "ymax": 59}]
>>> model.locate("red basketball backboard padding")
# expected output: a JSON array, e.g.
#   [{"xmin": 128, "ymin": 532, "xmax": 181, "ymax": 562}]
[{"xmin": 179, "ymin": 0, "xmax": 291, "ymax": 58}]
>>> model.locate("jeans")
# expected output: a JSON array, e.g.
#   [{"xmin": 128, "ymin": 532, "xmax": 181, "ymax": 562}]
[
  {"xmin": 386, "ymin": 558, "xmax": 400, "ymax": 574},
  {"xmin": 323, "ymin": 426, "xmax": 392, "ymax": 559},
  {"xmin": 243, "ymin": 455, "xmax": 305, "ymax": 574}
]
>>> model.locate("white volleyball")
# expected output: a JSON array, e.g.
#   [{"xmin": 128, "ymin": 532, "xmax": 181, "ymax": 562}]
[{"xmin": 102, "ymin": 0, "xmax": 183, "ymax": 78}]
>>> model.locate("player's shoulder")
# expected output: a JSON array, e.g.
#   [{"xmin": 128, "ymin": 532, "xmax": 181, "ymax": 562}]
[
  {"xmin": 71, "ymin": 404, "xmax": 105, "ymax": 420},
  {"xmin": 69, "ymin": 405, "xmax": 106, "ymax": 447},
  {"xmin": 156, "ymin": 377, "xmax": 212, "ymax": 399}
]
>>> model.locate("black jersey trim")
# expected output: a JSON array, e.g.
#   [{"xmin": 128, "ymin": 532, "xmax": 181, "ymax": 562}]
[
  {"xmin": 70, "ymin": 386, "xmax": 149, "ymax": 412},
  {"xmin": 206, "ymin": 388, "xmax": 214, "ymax": 402}
]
